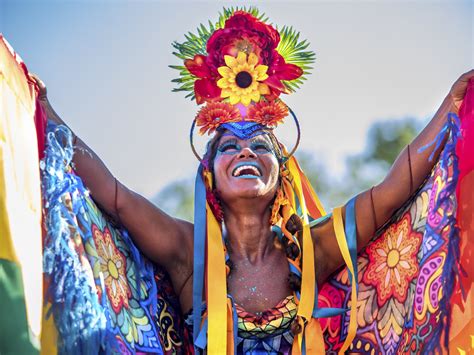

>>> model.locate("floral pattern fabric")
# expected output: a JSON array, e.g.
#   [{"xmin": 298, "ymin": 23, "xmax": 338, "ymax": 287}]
[
  {"xmin": 319, "ymin": 133, "xmax": 460, "ymax": 354},
  {"xmin": 42, "ymin": 121, "xmax": 469, "ymax": 354},
  {"xmin": 76, "ymin": 195, "xmax": 188, "ymax": 354}
]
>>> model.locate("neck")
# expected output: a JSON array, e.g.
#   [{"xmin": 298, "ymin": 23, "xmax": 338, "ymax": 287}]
[{"xmin": 223, "ymin": 200, "xmax": 274, "ymax": 263}]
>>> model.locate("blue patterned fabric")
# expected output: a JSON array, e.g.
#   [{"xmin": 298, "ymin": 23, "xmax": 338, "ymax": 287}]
[{"xmin": 42, "ymin": 123, "xmax": 189, "ymax": 354}]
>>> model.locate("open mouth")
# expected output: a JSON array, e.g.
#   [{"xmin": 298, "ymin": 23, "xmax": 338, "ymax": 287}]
[{"xmin": 232, "ymin": 164, "xmax": 262, "ymax": 177}]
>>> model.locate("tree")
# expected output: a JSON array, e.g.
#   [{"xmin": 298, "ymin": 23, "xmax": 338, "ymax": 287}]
[
  {"xmin": 152, "ymin": 178, "xmax": 194, "ymax": 221},
  {"xmin": 298, "ymin": 117, "xmax": 423, "ymax": 208}
]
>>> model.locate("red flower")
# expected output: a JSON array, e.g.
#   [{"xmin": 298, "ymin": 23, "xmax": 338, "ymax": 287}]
[
  {"xmin": 185, "ymin": 11, "xmax": 304, "ymax": 103},
  {"xmin": 206, "ymin": 11, "xmax": 302, "ymax": 97},
  {"xmin": 185, "ymin": 54, "xmax": 211, "ymax": 77},
  {"xmin": 206, "ymin": 11, "xmax": 280, "ymax": 71},
  {"xmin": 185, "ymin": 55, "xmax": 221, "ymax": 104},
  {"xmin": 195, "ymin": 101, "xmax": 241, "ymax": 135},
  {"xmin": 264, "ymin": 51, "xmax": 303, "ymax": 94},
  {"xmin": 248, "ymin": 100, "xmax": 289, "ymax": 127},
  {"xmin": 364, "ymin": 215, "xmax": 422, "ymax": 304},
  {"xmin": 194, "ymin": 78, "xmax": 221, "ymax": 105}
]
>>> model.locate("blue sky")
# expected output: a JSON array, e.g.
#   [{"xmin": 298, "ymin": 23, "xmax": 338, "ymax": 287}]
[{"xmin": 1, "ymin": 0, "xmax": 472, "ymax": 198}]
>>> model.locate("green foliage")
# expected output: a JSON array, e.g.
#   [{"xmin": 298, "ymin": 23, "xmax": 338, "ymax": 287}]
[
  {"xmin": 152, "ymin": 178, "xmax": 194, "ymax": 221},
  {"xmin": 302, "ymin": 117, "xmax": 422, "ymax": 207},
  {"xmin": 276, "ymin": 26, "xmax": 316, "ymax": 93}
]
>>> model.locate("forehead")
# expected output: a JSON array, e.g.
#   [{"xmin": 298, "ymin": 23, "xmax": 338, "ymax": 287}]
[{"xmin": 218, "ymin": 131, "xmax": 272, "ymax": 145}]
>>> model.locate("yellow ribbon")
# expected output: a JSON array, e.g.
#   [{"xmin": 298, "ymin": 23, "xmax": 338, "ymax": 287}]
[
  {"xmin": 206, "ymin": 202, "xmax": 227, "ymax": 353},
  {"xmin": 291, "ymin": 318, "xmax": 325, "ymax": 354},
  {"xmin": 291, "ymin": 156, "xmax": 326, "ymax": 218},
  {"xmin": 305, "ymin": 318, "xmax": 326, "ymax": 354},
  {"xmin": 288, "ymin": 157, "xmax": 314, "ymax": 321},
  {"xmin": 291, "ymin": 317, "xmax": 304, "ymax": 355},
  {"xmin": 287, "ymin": 156, "xmax": 329, "ymax": 354},
  {"xmin": 333, "ymin": 207, "xmax": 358, "ymax": 354}
]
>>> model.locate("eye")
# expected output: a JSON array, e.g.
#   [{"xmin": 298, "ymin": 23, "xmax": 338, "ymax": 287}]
[
  {"xmin": 252, "ymin": 142, "xmax": 272, "ymax": 153},
  {"xmin": 218, "ymin": 143, "xmax": 239, "ymax": 153}
]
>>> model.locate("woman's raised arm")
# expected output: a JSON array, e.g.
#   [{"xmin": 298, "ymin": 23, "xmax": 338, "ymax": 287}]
[
  {"xmin": 313, "ymin": 70, "xmax": 474, "ymax": 285},
  {"xmin": 353, "ymin": 70, "xmax": 474, "ymax": 249},
  {"xmin": 34, "ymin": 76, "xmax": 193, "ymax": 278}
]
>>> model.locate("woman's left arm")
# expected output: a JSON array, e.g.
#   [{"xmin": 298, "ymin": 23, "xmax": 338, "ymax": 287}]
[
  {"xmin": 352, "ymin": 70, "xmax": 474, "ymax": 250},
  {"xmin": 314, "ymin": 70, "xmax": 474, "ymax": 285}
]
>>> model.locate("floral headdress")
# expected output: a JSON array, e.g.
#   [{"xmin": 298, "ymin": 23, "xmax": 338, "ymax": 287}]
[
  {"xmin": 171, "ymin": 8, "xmax": 358, "ymax": 355},
  {"xmin": 171, "ymin": 7, "xmax": 315, "ymax": 147}
]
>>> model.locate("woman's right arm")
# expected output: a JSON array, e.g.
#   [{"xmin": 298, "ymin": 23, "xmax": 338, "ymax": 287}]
[{"xmin": 35, "ymin": 77, "xmax": 193, "ymax": 275}]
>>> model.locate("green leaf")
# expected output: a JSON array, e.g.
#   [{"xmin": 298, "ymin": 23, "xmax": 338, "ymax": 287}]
[{"xmin": 277, "ymin": 25, "xmax": 316, "ymax": 93}]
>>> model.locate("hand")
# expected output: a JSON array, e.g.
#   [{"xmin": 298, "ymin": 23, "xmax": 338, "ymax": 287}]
[
  {"xmin": 450, "ymin": 69, "xmax": 474, "ymax": 111},
  {"xmin": 29, "ymin": 73, "xmax": 47, "ymax": 100},
  {"xmin": 29, "ymin": 74, "xmax": 63, "ymax": 125}
]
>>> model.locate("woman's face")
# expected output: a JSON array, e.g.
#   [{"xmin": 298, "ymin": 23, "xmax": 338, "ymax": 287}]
[{"xmin": 212, "ymin": 133, "xmax": 280, "ymax": 206}]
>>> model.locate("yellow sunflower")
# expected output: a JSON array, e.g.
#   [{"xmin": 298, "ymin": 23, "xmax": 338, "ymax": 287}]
[{"xmin": 217, "ymin": 51, "xmax": 270, "ymax": 106}]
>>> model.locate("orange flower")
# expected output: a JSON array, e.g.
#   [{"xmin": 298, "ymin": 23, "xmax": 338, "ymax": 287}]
[
  {"xmin": 195, "ymin": 102, "xmax": 241, "ymax": 135},
  {"xmin": 92, "ymin": 225, "xmax": 131, "ymax": 313},
  {"xmin": 364, "ymin": 215, "xmax": 422, "ymax": 304},
  {"xmin": 247, "ymin": 100, "xmax": 288, "ymax": 127}
]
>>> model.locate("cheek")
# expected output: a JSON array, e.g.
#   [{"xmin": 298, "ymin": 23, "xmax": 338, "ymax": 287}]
[
  {"xmin": 260, "ymin": 155, "xmax": 280, "ymax": 193},
  {"xmin": 266, "ymin": 156, "xmax": 280, "ymax": 180},
  {"xmin": 213, "ymin": 155, "xmax": 231, "ymax": 187}
]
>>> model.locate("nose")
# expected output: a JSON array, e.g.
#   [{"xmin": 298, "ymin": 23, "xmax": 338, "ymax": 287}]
[{"xmin": 238, "ymin": 147, "xmax": 257, "ymax": 159}]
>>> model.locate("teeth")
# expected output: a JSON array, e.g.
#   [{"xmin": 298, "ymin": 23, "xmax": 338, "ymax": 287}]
[{"xmin": 233, "ymin": 165, "xmax": 261, "ymax": 177}]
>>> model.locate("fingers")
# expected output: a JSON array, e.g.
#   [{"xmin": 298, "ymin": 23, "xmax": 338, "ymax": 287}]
[
  {"xmin": 451, "ymin": 69, "xmax": 474, "ymax": 92},
  {"xmin": 29, "ymin": 73, "xmax": 47, "ymax": 99},
  {"xmin": 459, "ymin": 69, "xmax": 474, "ymax": 83}
]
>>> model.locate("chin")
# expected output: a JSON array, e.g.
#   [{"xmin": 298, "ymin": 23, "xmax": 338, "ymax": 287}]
[{"xmin": 222, "ymin": 180, "xmax": 277, "ymax": 202}]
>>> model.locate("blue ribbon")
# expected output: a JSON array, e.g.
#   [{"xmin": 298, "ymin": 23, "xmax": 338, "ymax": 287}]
[
  {"xmin": 194, "ymin": 318, "xmax": 208, "ymax": 350},
  {"xmin": 418, "ymin": 112, "xmax": 461, "ymax": 162},
  {"xmin": 345, "ymin": 197, "xmax": 358, "ymax": 290},
  {"xmin": 310, "ymin": 198, "xmax": 358, "ymax": 319},
  {"xmin": 192, "ymin": 165, "xmax": 206, "ymax": 349},
  {"xmin": 308, "ymin": 213, "xmax": 332, "ymax": 228},
  {"xmin": 227, "ymin": 295, "xmax": 238, "ymax": 354},
  {"xmin": 313, "ymin": 306, "xmax": 347, "ymax": 318}
]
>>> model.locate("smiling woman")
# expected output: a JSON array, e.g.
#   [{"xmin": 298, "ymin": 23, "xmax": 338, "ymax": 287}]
[
  {"xmin": 214, "ymin": 134, "xmax": 279, "ymax": 192},
  {"xmin": 3, "ymin": 5, "xmax": 473, "ymax": 355}
]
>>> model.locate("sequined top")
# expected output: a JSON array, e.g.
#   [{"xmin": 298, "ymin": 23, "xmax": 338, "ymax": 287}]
[{"xmin": 185, "ymin": 295, "xmax": 297, "ymax": 354}]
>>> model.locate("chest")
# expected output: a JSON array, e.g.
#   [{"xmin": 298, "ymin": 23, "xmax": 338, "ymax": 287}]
[{"xmin": 227, "ymin": 250, "xmax": 292, "ymax": 314}]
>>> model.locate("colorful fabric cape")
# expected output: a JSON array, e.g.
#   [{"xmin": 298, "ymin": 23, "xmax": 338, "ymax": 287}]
[
  {"xmin": 0, "ymin": 35, "xmax": 44, "ymax": 355},
  {"xmin": 1, "ymin": 35, "xmax": 473, "ymax": 354}
]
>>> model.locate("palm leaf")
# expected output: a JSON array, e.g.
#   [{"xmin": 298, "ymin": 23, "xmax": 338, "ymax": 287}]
[{"xmin": 277, "ymin": 25, "xmax": 316, "ymax": 93}]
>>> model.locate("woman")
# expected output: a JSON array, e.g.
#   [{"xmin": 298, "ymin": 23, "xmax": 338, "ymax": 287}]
[{"xmin": 35, "ymin": 9, "xmax": 473, "ymax": 354}]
